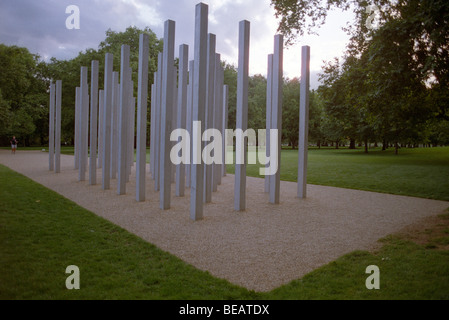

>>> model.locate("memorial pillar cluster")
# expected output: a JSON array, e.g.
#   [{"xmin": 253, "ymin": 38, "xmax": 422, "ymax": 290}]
[
  {"xmin": 147, "ymin": 3, "xmax": 227, "ymax": 218},
  {"xmin": 49, "ymin": 2, "xmax": 311, "ymax": 221}
]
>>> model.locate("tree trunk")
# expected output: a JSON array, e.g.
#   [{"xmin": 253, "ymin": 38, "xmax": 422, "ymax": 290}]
[
  {"xmin": 364, "ymin": 138, "xmax": 369, "ymax": 153},
  {"xmin": 40, "ymin": 132, "xmax": 45, "ymax": 146},
  {"xmin": 382, "ymin": 138, "xmax": 387, "ymax": 151},
  {"xmin": 395, "ymin": 142, "xmax": 399, "ymax": 155},
  {"xmin": 349, "ymin": 138, "xmax": 356, "ymax": 149},
  {"xmin": 317, "ymin": 140, "xmax": 321, "ymax": 149},
  {"xmin": 335, "ymin": 140, "xmax": 339, "ymax": 149}
]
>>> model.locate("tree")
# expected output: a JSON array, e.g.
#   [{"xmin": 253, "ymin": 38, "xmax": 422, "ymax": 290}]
[
  {"xmin": 98, "ymin": 26, "xmax": 163, "ymax": 93},
  {"xmin": 363, "ymin": 17, "xmax": 430, "ymax": 154},
  {"xmin": 273, "ymin": 0, "xmax": 449, "ymax": 152},
  {"xmin": 0, "ymin": 44, "xmax": 48, "ymax": 145},
  {"xmin": 0, "ymin": 90, "xmax": 11, "ymax": 137},
  {"xmin": 319, "ymin": 57, "xmax": 364, "ymax": 150},
  {"xmin": 45, "ymin": 26, "xmax": 163, "ymax": 146},
  {"xmin": 321, "ymin": 114, "xmax": 345, "ymax": 148},
  {"xmin": 272, "ymin": 0, "xmax": 449, "ymax": 116},
  {"xmin": 308, "ymin": 89, "xmax": 325, "ymax": 147},
  {"xmin": 427, "ymin": 118, "xmax": 449, "ymax": 146},
  {"xmin": 282, "ymin": 77, "xmax": 300, "ymax": 148},
  {"xmin": 248, "ymin": 74, "xmax": 267, "ymax": 131},
  {"xmin": 223, "ymin": 63, "xmax": 238, "ymax": 131},
  {"xmin": 271, "ymin": 0, "xmax": 353, "ymax": 46},
  {"xmin": 9, "ymin": 108, "xmax": 36, "ymax": 142}
]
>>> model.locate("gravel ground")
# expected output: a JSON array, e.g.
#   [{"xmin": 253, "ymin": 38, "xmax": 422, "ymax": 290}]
[{"xmin": 1, "ymin": 150, "xmax": 448, "ymax": 292}]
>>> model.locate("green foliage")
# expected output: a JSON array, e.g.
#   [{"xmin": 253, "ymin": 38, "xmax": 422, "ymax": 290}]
[
  {"xmin": 273, "ymin": 0, "xmax": 449, "ymax": 151},
  {"xmin": 224, "ymin": 66, "xmax": 320, "ymax": 149},
  {"xmin": 3, "ymin": 2, "xmax": 448, "ymax": 151},
  {"xmin": 0, "ymin": 27, "xmax": 163, "ymax": 147},
  {"xmin": 0, "ymin": 44, "xmax": 48, "ymax": 145},
  {"xmin": 223, "ymin": 65, "xmax": 269, "ymax": 133},
  {"xmin": 248, "ymin": 74, "xmax": 267, "ymax": 131},
  {"xmin": 319, "ymin": 55, "xmax": 377, "ymax": 150},
  {"xmin": 0, "ymin": 90, "xmax": 11, "ymax": 137},
  {"xmin": 99, "ymin": 26, "xmax": 162, "ymax": 79},
  {"xmin": 427, "ymin": 119, "xmax": 449, "ymax": 146},
  {"xmin": 98, "ymin": 27, "xmax": 162, "ymax": 145},
  {"xmin": 271, "ymin": 0, "xmax": 351, "ymax": 45},
  {"xmin": 0, "ymin": 45, "xmax": 41, "ymax": 106},
  {"xmin": 308, "ymin": 90, "xmax": 325, "ymax": 146},
  {"xmin": 9, "ymin": 108, "xmax": 36, "ymax": 139},
  {"xmin": 223, "ymin": 63, "xmax": 238, "ymax": 130},
  {"xmin": 362, "ymin": 15, "xmax": 431, "ymax": 152},
  {"xmin": 282, "ymin": 77, "xmax": 300, "ymax": 147},
  {"xmin": 44, "ymin": 26, "xmax": 163, "ymax": 145}
]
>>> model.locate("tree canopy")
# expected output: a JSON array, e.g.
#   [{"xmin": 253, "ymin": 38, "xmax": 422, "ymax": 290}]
[
  {"xmin": 272, "ymin": 0, "xmax": 449, "ymax": 152},
  {"xmin": 2, "ymin": 7, "xmax": 448, "ymax": 151},
  {"xmin": 0, "ymin": 27, "xmax": 163, "ymax": 146},
  {"xmin": 0, "ymin": 44, "xmax": 48, "ymax": 145}
]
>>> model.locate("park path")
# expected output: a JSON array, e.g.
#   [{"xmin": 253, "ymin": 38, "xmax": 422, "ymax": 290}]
[{"xmin": 1, "ymin": 150, "xmax": 448, "ymax": 291}]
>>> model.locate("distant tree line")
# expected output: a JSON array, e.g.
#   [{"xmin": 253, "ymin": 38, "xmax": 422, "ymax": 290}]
[
  {"xmin": 1, "ymin": 2, "xmax": 448, "ymax": 154},
  {"xmin": 271, "ymin": 0, "xmax": 449, "ymax": 153},
  {"xmin": 0, "ymin": 44, "xmax": 48, "ymax": 146},
  {"xmin": 0, "ymin": 26, "xmax": 162, "ymax": 147}
]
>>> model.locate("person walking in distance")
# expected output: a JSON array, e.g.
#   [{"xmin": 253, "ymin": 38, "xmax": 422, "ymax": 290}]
[{"xmin": 10, "ymin": 136, "xmax": 18, "ymax": 154}]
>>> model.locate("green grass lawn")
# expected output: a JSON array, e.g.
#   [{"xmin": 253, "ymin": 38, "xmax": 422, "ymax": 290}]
[
  {"xmin": 1, "ymin": 146, "xmax": 449, "ymax": 299},
  {"xmin": 8, "ymin": 144, "xmax": 447, "ymax": 200},
  {"xmin": 227, "ymin": 146, "xmax": 449, "ymax": 201},
  {"xmin": 0, "ymin": 164, "xmax": 258, "ymax": 300},
  {"xmin": 1, "ymin": 159, "xmax": 449, "ymax": 299}
]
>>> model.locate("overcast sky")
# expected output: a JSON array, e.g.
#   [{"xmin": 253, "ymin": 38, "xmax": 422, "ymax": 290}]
[{"xmin": 0, "ymin": 0, "xmax": 355, "ymax": 89}]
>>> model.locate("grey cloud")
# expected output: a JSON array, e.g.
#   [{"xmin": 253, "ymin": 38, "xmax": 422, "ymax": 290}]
[
  {"xmin": 0, "ymin": 0, "xmax": 289, "ymax": 72},
  {"xmin": 0, "ymin": 0, "xmax": 164, "ymax": 60}
]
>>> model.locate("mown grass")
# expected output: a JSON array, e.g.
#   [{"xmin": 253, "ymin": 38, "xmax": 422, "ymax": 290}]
[
  {"xmin": 267, "ymin": 230, "xmax": 449, "ymax": 300},
  {"xmin": 1, "ymin": 162, "xmax": 449, "ymax": 299},
  {"xmin": 0, "ymin": 164, "xmax": 258, "ymax": 300},
  {"xmin": 10, "ymin": 145, "xmax": 447, "ymax": 200},
  {"xmin": 227, "ymin": 146, "xmax": 449, "ymax": 201}
]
